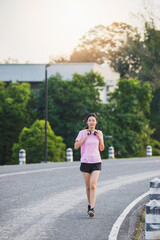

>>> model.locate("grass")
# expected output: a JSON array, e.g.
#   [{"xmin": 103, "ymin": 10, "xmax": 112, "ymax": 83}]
[{"xmin": 134, "ymin": 210, "xmax": 145, "ymax": 240}]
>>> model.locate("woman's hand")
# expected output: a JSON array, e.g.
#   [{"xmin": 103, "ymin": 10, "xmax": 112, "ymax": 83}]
[
  {"xmin": 95, "ymin": 130, "xmax": 102, "ymax": 140},
  {"xmin": 85, "ymin": 129, "xmax": 91, "ymax": 137},
  {"xmin": 96, "ymin": 130, "xmax": 104, "ymax": 151}
]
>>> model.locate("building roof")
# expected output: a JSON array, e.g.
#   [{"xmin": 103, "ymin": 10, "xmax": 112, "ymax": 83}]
[{"xmin": 0, "ymin": 62, "xmax": 119, "ymax": 83}]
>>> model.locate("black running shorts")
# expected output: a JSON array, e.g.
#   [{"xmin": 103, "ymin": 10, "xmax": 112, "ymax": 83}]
[{"xmin": 80, "ymin": 162, "xmax": 101, "ymax": 173}]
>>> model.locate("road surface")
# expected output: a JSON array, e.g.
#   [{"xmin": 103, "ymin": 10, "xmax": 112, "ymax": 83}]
[{"xmin": 0, "ymin": 157, "xmax": 160, "ymax": 240}]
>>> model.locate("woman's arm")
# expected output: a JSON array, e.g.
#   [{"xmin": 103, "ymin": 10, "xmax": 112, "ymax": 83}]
[
  {"xmin": 97, "ymin": 131, "xmax": 104, "ymax": 151},
  {"xmin": 74, "ymin": 131, "xmax": 88, "ymax": 150},
  {"xmin": 99, "ymin": 138, "xmax": 104, "ymax": 151}
]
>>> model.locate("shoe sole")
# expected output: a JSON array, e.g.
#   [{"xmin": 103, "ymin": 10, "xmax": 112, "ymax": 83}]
[{"xmin": 88, "ymin": 211, "xmax": 95, "ymax": 218}]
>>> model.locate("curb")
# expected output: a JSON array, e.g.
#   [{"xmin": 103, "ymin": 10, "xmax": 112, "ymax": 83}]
[{"xmin": 118, "ymin": 195, "xmax": 149, "ymax": 240}]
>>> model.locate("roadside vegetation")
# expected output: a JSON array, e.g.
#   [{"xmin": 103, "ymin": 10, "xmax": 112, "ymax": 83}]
[{"xmin": 134, "ymin": 210, "xmax": 145, "ymax": 240}]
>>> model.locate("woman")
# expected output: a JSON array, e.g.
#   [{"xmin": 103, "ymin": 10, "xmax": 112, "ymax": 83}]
[{"xmin": 74, "ymin": 113, "xmax": 104, "ymax": 218}]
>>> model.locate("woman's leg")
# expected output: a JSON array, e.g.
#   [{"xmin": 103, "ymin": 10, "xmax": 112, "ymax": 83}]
[
  {"xmin": 90, "ymin": 170, "xmax": 100, "ymax": 209},
  {"xmin": 82, "ymin": 172, "xmax": 91, "ymax": 205}
]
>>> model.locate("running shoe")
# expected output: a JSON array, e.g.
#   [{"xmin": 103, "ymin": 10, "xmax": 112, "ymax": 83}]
[
  {"xmin": 87, "ymin": 205, "xmax": 91, "ymax": 214},
  {"xmin": 88, "ymin": 208, "xmax": 95, "ymax": 217}
]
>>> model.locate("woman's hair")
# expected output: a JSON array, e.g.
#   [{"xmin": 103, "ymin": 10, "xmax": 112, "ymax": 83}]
[{"xmin": 83, "ymin": 113, "xmax": 98, "ymax": 129}]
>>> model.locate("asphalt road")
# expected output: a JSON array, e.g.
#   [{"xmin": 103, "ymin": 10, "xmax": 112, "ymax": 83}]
[{"xmin": 0, "ymin": 157, "xmax": 160, "ymax": 240}]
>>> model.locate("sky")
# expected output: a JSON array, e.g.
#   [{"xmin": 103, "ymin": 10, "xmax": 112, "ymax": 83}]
[{"xmin": 0, "ymin": 0, "xmax": 159, "ymax": 63}]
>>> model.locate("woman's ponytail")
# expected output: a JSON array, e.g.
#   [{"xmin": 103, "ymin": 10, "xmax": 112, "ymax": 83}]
[{"xmin": 83, "ymin": 125, "xmax": 88, "ymax": 129}]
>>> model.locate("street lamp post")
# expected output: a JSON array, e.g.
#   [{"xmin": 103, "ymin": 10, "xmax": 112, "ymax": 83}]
[{"xmin": 44, "ymin": 63, "xmax": 52, "ymax": 162}]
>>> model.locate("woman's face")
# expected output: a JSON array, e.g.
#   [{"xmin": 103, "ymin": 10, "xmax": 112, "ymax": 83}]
[{"xmin": 87, "ymin": 116, "xmax": 97, "ymax": 129}]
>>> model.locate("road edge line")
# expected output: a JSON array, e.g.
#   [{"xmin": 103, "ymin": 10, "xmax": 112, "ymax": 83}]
[
  {"xmin": 0, "ymin": 166, "xmax": 78, "ymax": 178},
  {"xmin": 108, "ymin": 191, "xmax": 149, "ymax": 240}
]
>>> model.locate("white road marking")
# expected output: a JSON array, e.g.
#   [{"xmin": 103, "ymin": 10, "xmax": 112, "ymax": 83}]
[
  {"xmin": 108, "ymin": 191, "xmax": 149, "ymax": 240},
  {"xmin": 118, "ymin": 159, "xmax": 160, "ymax": 164},
  {"xmin": 1, "ymin": 157, "xmax": 160, "ymax": 178},
  {"xmin": 0, "ymin": 165, "xmax": 78, "ymax": 178}
]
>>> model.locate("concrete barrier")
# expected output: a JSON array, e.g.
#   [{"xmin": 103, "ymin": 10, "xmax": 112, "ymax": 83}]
[
  {"xmin": 145, "ymin": 200, "xmax": 160, "ymax": 240},
  {"xmin": 150, "ymin": 178, "xmax": 160, "ymax": 201},
  {"xmin": 66, "ymin": 148, "xmax": 73, "ymax": 162},
  {"xmin": 19, "ymin": 149, "xmax": 26, "ymax": 164},
  {"xmin": 108, "ymin": 146, "xmax": 114, "ymax": 159},
  {"xmin": 145, "ymin": 178, "xmax": 160, "ymax": 239},
  {"xmin": 146, "ymin": 146, "xmax": 152, "ymax": 157}
]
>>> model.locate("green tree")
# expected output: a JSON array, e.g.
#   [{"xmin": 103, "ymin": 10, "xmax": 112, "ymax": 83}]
[
  {"xmin": 12, "ymin": 120, "xmax": 66, "ymax": 164},
  {"xmin": 36, "ymin": 71, "xmax": 105, "ymax": 160},
  {"xmin": 70, "ymin": 20, "xmax": 160, "ymax": 147},
  {"xmin": 69, "ymin": 21, "xmax": 160, "ymax": 90},
  {"xmin": 0, "ymin": 82, "xmax": 6, "ymax": 165},
  {"xmin": 107, "ymin": 21, "xmax": 160, "ymax": 89},
  {"xmin": 101, "ymin": 78, "xmax": 160, "ymax": 157},
  {"xmin": 70, "ymin": 22, "xmax": 138, "ymax": 65},
  {"xmin": 0, "ymin": 82, "xmax": 36, "ymax": 165},
  {"xmin": 149, "ymin": 87, "xmax": 160, "ymax": 142}
]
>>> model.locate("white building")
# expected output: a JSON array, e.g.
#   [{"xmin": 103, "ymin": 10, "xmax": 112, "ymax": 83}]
[{"xmin": 0, "ymin": 62, "xmax": 119, "ymax": 103}]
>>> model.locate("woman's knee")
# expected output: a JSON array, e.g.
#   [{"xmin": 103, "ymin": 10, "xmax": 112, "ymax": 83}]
[
  {"xmin": 91, "ymin": 183, "xmax": 96, "ymax": 190},
  {"xmin": 86, "ymin": 185, "xmax": 90, "ymax": 191}
]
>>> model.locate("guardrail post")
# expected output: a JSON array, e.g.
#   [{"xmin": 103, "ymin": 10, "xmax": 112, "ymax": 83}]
[
  {"xmin": 108, "ymin": 146, "xmax": 114, "ymax": 159},
  {"xmin": 19, "ymin": 149, "xmax": 26, "ymax": 164},
  {"xmin": 146, "ymin": 146, "xmax": 152, "ymax": 157},
  {"xmin": 145, "ymin": 177, "xmax": 160, "ymax": 239},
  {"xmin": 66, "ymin": 148, "xmax": 73, "ymax": 162},
  {"xmin": 150, "ymin": 178, "xmax": 160, "ymax": 201},
  {"xmin": 145, "ymin": 200, "xmax": 160, "ymax": 240}
]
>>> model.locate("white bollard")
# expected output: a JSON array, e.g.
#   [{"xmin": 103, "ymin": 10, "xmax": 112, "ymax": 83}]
[
  {"xmin": 19, "ymin": 149, "xmax": 26, "ymax": 164},
  {"xmin": 66, "ymin": 148, "xmax": 73, "ymax": 162},
  {"xmin": 146, "ymin": 146, "xmax": 152, "ymax": 157},
  {"xmin": 150, "ymin": 178, "xmax": 160, "ymax": 201},
  {"xmin": 145, "ymin": 200, "xmax": 160, "ymax": 240},
  {"xmin": 108, "ymin": 146, "xmax": 114, "ymax": 159}
]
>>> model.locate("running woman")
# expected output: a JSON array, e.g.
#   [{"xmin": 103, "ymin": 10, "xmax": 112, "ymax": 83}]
[{"xmin": 74, "ymin": 113, "xmax": 104, "ymax": 218}]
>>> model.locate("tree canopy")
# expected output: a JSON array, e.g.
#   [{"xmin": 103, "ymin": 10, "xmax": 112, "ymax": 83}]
[
  {"xmin": 36, "ymin": 71, "xmax": 105, "ymax": 160},
  {"xmin": 70, "ymin": 22, "xmax": 139, "ymax": 64},
  {"xmin": 0, "ymin": 70, "xmax": 160, "ymax": 165},
  {"xmin": 69, "ymin": 21, "xmax": 160, "ymax": 89},
  {"xmin": 0, "ymin": 82, "xmax": 36, "ymax": 165},
  {"xmin": 12, "ymin": 120, "xmax": 66, "ymax": 164},
  {"xmin": 101, "ymin": 78, "xmax": 160, "ymax": 157},
  {"xmin": 149, "ymin": 87, "xmax": 160, "ymax": 142}
]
